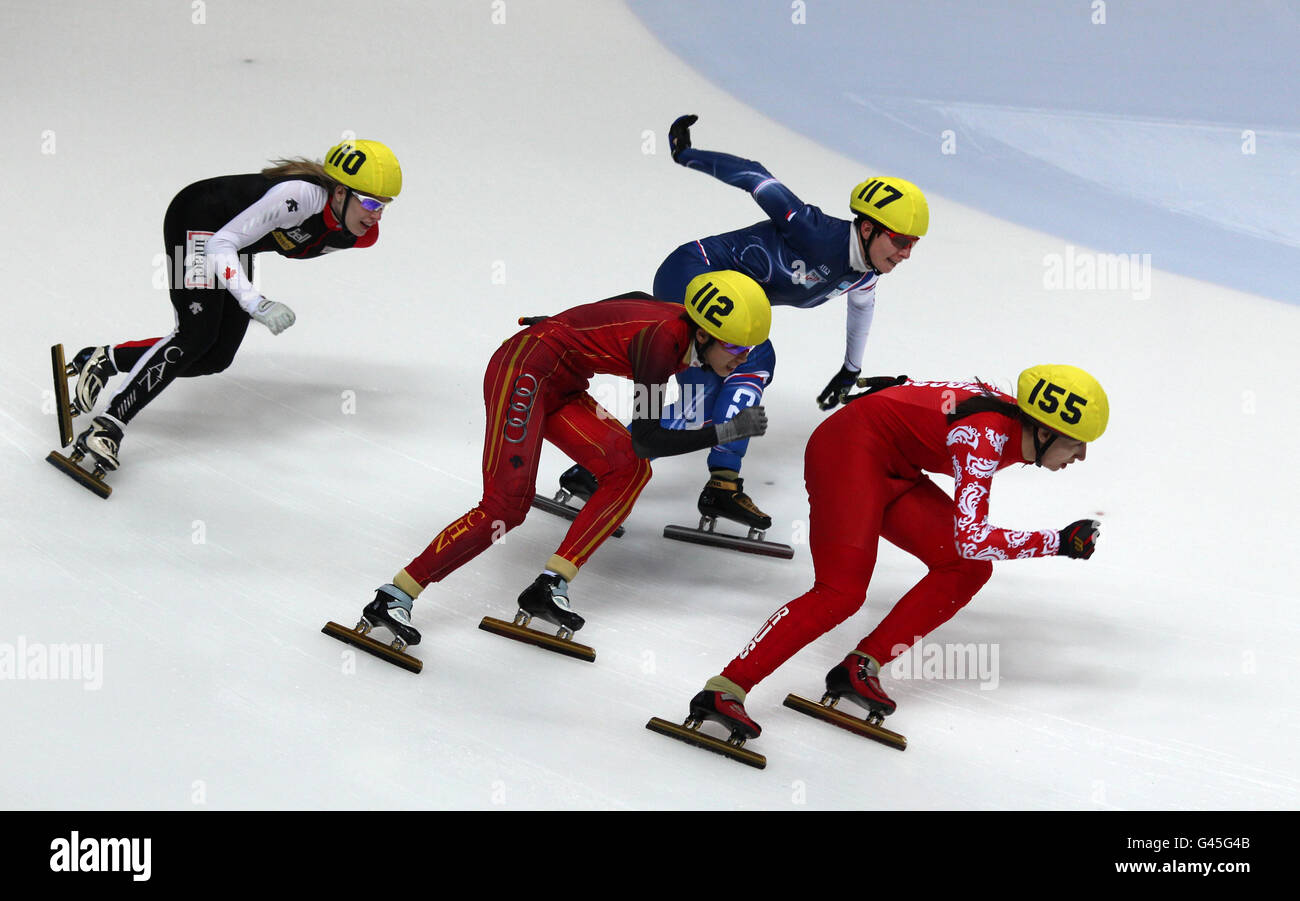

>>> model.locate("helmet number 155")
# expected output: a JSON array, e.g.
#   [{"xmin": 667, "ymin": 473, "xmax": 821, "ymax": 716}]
[{"xmin": 1027, "ymin": 378, "xmax": 1087, "ymax": 425}]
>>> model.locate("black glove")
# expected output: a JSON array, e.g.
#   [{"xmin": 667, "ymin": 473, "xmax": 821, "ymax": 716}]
[
  {"xmin": 669, "ymin": 114, "xmax": 698, "ymax": 162},
  {"xmin": 1058, "ymin": 519, "xmax": 1101, "ymax": 559},
  {"xmin": 816, "ymin": 365, "xmax": 860, "ymax": 410},
  {"xmin": 841, "ymin": 374, "xmax": 909, "ymax": 406}
]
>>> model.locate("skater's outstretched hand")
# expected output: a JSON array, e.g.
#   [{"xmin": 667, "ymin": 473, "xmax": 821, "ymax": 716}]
[
  {"xmin": 669, "ymin": 114, "xmax": 698, "ymax": 162},
  {"xmin": 251, "ymin": 299, "xmax": 296, "ymax": 335},
  {"xmin": 716, "ymin": 405, "xmax": 767, "ymax": 444},
  {"xmin": 842, "ymin": 374, "xmax": 909, "ymax": 405},
  {"xmin": 817, "ymin": 365, "xmax": 860, "ymax": 410},
  {"xmin": 1058, "ymin": 519, "xmax": 1101, "ymax": 559}
]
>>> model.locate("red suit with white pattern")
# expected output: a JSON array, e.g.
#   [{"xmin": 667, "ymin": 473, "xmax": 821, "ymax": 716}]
[{"xmin": 721, "ymin": 380, "xmax": 1060, "ymax": 692}]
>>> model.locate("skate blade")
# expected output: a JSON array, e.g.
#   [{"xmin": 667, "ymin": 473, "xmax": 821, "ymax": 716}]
[
  {"xmin": 645, "ymin": 716, "xmax": 766, "ymax": 770},
  {"xmin": 662, "ymin": 523, "xmax": 793, "ymax": 559},
  {"xmin": 478, "ymin": 615, "xmax": 596, "ymax": 662},
  {"xmin": 46, "ymin": 450, "xmax": 111, "ymax": 499},
  {"xmin": 782, "ymin": 693, "xmax": 906, "ymax": 751},
  {"xmin": 529, "ymin": 494, "xmax": 625, "ymax": 538},
  {"xmin": 50, "ymin": 344, "xmax": 78, "ymax": 447},
  {"xmin": 321, "ymin": 621, "xmax": 423, "ymax": 673}
]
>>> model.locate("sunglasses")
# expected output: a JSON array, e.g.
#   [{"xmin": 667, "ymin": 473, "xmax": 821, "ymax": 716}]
[
  {"xmin": 350, "ymin": 190, "xmax": 388, "ymax": 213},
  {"xmin": 718, "ymin": 341, "xmax": 753, "ymax": 355},
  {"xmin": 877, "ymin": 224, "xmax": 919, "ymax": 249}
]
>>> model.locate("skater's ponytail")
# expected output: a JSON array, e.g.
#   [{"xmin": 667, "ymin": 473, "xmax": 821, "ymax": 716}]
[
  {"xmin": 261, "ymin": 157, "xmax": 334, "ymax": 190},
  {"xmin": 947, "ymin": 380, "xmax": 1030, "ymax": 429}
]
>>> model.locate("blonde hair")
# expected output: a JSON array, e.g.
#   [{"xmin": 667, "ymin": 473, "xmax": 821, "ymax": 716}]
[{"xmin": 261, "ymin": 157, "xmax": 336, "ymax": 189}]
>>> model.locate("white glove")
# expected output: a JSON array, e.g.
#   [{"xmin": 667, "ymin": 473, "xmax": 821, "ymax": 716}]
[{"xmin": 251, "ymin": 299, "xmax": 296, "ymax": 335}]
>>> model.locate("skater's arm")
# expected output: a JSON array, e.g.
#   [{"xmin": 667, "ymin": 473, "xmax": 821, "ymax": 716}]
[
  {"xmin": 628, "ymin": 417, "xmax": 720, "ymax": 459},
  {"xmin": 947, "ymin": 417, "xmax": 1060, "ymax": 560},
  {"xmin": 626, "ymin": 319, "xmax": 766, "ymax": 458},
  {"xmin": 843, "ymin": 283, "xmax": 877, "ymax": 372},
  {"xmin": 206, "ymin": 181, "xmax": 326, "ymax": 312},
  {"xmin": 674, "ymin": 145, "xmax": 812, "ymax": 230}
]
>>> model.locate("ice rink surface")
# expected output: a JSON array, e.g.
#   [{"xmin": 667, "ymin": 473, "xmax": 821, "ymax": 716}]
[{"xmin": 1, "ymin": 1, "xmax": 1296, "ymax": 812}]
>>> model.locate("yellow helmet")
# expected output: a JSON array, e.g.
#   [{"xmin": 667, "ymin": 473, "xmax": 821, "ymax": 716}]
[
  {"xmin": 1017, "ymin": 365, "xmax": 1109, "ymax": 442},
  {"xmin": 324, "ymin": 139, "xmax": 402, "ymax": 198},
  {"xmin": 850, "ymin": 176, "xmax": 928, "ymax": 237},
  {"xmin": 683, "ymin": 270, "xmax": 771, "ymax": 346}
]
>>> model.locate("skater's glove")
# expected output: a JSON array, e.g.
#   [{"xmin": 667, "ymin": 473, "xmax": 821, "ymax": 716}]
[
  {"xmin": 843, "ymin": 374, "xmax": 909, "ymax": 405},
  {"xmin": 251, "ymin": 299, "xmax": 296, "ymax": 335},
  {"xmin": 817, "ymin": 365, "xmax": 861, "ymax": 410},
  {"xmin": 669, "ymin": 114, "xmax": 698, "ymax": 162},
  {"xmin": 715, "ymin": 405, "xmax": 767, "ymax": 444},
  {"xmin": 1058, "ymin": 519, "xmax": 1101, "ymax": 559}
]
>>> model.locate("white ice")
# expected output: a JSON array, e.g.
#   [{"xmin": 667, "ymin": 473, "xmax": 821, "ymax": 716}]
[{"xmin": 0, "ymin": 1, "xmax": 1296, "ymax": 810}]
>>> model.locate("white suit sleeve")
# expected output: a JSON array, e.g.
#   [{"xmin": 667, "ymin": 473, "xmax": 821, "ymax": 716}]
[
  {"xmin": 204, "ymin": 181, "xmax": 327, "ymax": 313},
  {"xmin": 843, "ymin": 283, "xmax": 877, "ymax": 371}
]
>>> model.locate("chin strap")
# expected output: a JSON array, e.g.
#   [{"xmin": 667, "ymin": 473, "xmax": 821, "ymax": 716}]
[
  {"xmin": 860, "ymin": 224, "xmax": 882, "ymax": 275},
  {"xmin": 1031, "ymin": 427, "xmax": 1060, "ymax": 467},
  {"xmin": 693, "ymin": 334, "xmax": 715, "ymax": 364}
]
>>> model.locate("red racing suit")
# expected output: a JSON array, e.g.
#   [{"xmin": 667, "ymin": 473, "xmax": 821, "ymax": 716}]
[
  {"xmin": 720, "ymin": 380, "xmax": 1061, "ymax": 693},
  {"xmin": 402, "ymin": 293, "xmax": 720, "ymax": 589}
]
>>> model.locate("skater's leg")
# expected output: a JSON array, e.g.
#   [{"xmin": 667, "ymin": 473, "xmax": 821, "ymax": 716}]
[
  {"xmin": 855, "ymin": 478, "xmax": 994, "ymax": 666},
  {"xmin": 542, "ymin": 392, "xmax": 652, "ymax": 580},
  {"xmin": 110, "ymin": 339, "xmax": 163, "ymax": 373},
  {"xmin": 101, "ymin": 288, "xmax": 231, "ymax": 424},
  {"xmin": 716, "ymin": 420, "xmax": 913, "ymax": 695},
  {"xmin": 177, "ymin": 298, "xmax": 252, "ymax": 376},
  {"xmin": 396, "ymin": 336, "xmax": 565, "ymax": 594}
]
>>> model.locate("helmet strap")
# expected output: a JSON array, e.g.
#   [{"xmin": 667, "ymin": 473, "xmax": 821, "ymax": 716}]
[
  {"xmin": 1032, "ymin": 426, "xmax": 1059, "ymax": 467},
  {"xmin": 858, "ymin": 218, "xmax": 883, "ymax": 275},
  {"xmin": 337, "ymin": 187, "xmax": 352, "ymax": 227},
  {"xmin": 693, "ymin": 332, "xmax": 716, "ymax": 362}
]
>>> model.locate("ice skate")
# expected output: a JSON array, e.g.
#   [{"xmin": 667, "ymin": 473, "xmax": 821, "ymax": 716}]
[
  {"xmin": 783, "ymin": 654, "xmax": 907, "ymax": 751},
  {"xmin": 47, "ymin": 415, "xmax": 124, "ymax": 499},
  {"xmin": 558, "ymin": 464, "xmax": 598, "ymax": 502},
  {"xmin": 478, "ymin": 573, "xmax": 596, "ymax": 662},
  {"xmin": 71, "ymin": 346, "xmax": 118, "ymax": 414},
  {"xmin": 74, "ymin": 416, "xmax": 124, "ymax": 471},
  {"xmin": 529, "ymin": 464, "xmax": 624, "ymax": 538},
  {"xmin": 646, "ymin": 684, "xmax": 765, "ymax": 769},
  {"xmin": 49, "ymin": 344, "xmax": 80, "ymax": 446},
  {"xmin": 321, "ymin": 584, "xmax": 423, "ymax": 673},
  {"xmin": 698, "ymin": 474, "xmax": 772, "ymax": 532},
  {"xmin": 662, "ymin": 473, "xmax": 793, "ymax": 559},
  {"xmin": 824, "ymin": 653, "xmax": 896, "ymax": 717}
]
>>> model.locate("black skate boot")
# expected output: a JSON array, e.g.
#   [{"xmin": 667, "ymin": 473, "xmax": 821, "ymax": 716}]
[
  {"xmin": 825, "ymin": 653, "xmax": 896, "ymax": 717},
  {"xmin": 73, "ymin": 416, "xmax": 125, "ymax": 471},
  {"xmin": 361, "ymin": 583, "xmax": 422, "ymax": 647},
  {"xmin": 689, "ymin": 688, "xmax": 762, "ymax": 740},
  {"xmin": 558, "ymin": 464, "xmax": 598, "ymax": 502},
  {"xmin": 698, "ymin": 472, "xmax": 772, "ymax": 532},
  {"xmin": 71, "ymin": 346, "xmax": 117, "ymax": 414},
  {"xmin": 516, "ymin": 573, "xmax": 585, "ymax": 634}
]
